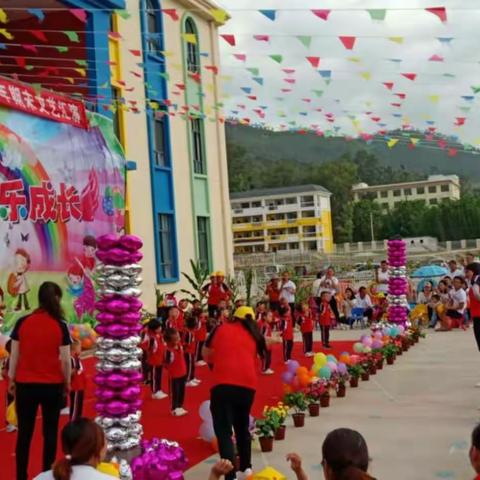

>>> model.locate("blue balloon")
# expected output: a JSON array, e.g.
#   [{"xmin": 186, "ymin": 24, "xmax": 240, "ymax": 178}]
[
  {"xmin": 319, "ymin": 366, "xmax": 332, "ymax": 380},
  {"xmin": 199, "ymin": 421, "xmax": 215, "ymax": 442},
  {"xmin": 327, "ymin": 355, "xmax": 337, "ymax": 363}
]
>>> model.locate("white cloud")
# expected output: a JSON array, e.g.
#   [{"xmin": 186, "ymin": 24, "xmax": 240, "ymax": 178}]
[{"xmin": 217, "ymin": 0, "xmax": 480, "ymax": 145}]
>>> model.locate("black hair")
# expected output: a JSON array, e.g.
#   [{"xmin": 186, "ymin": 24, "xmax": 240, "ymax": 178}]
[
  {"xmin": 431, "ymin": 294, "xmax": 440, "ymax": 301},
  {"xmin": 38, "ymin": 282, "xmax": 64, "ymax": 322},
  {"xmin": 359, "ymin": 286, "xmax": 367, "ymax": 292},
  {"xmin": 466, "ymin": 263, "xmax": 480, "ymax": 277},
  {"xmin": 322, "ymin": 428, "xmax": 372, "ymax": 480},
  {"xmin": 147, "ymin": 318, "xmax": 162, "ymax": 331},
  {"xmin": 345, "ymin": 287, "xmax": 355, "ymax": 300},
  {"xmin": 82, "ymin": 235, "xmax": 97, "ymax": 248},
  {"xmin": 185, "ymin": 314, "xmax": 197, "ymax": 330},
  {"xmin": 279, "ymin": 306, "xmax": 289, "ymax": 316},
  {"xmin": 163, "ymin": 327, "xmax": 178, "ymax": 342},
  {"xmin": 472, "ymin": 424, "xmax": 480, "ymax": 449},
  {"xmin": 256, "ymin": 301, "xmax": 266, "ymax": 308}
]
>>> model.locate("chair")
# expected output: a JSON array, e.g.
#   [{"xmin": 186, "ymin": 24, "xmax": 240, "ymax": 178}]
[{"xmin": 350, "ymin": 307, "xmax": 366, "ymax": 329}]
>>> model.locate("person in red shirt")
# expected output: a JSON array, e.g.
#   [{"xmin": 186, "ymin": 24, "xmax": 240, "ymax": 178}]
[
  {"xmin": 217, "ymin": 306, "xmax": 230, "ymax": 325},
  {"xmin": 2, "ymin": 340, "xmax": 15, "ymax": 432},
  {"xmin": 255, "ymin": 301, "xmax": 267, "ymax": 322},
  {"xmin": 69, "ymin": 340, "xmax": 86, "ymax": 421},
  {"xmin": 319, "ymin": 291, "xmax": 335, "ymax": 349},
  {"xmin": 203, "ymin": 306, "xmax": 267, "ymax": 480},
  {"xmin": 265, "ymin": 275, "xmax": 281, "ymax": 312},
  {"xmin": 298, "ymin": 303, "xmax": 314, "ymax": 357},
  {"xmin": 164, "ymin": 328, "xmax": 188, "ymax": 416},
  {"xmin": 194, "ymin": 310, "xmax": 208, "ymax": 366},
  {"xmin": 8, "ymin": 281, "xmax": 72, "ymax": 480},
  {"xmin": 280, "ymin": 300, "xmax": 294, "ymax": 363},
  {"xmin": 166, "ymin": 306, "xmax": 183, "ymax": 331},
  {"xmin": 183, "ymin": 314, "xmax": 201, "ymax": 387},
  {"xmin": 470, "ymin": 423, "xmax": 480, "ymax": 480},
  {"xmin": 142, "ymin": 319, "xmax": 167, "ymax": 400},
  {"xmin": 203, "ymin": 274, "xmax": 231, "ymax": 320},
  {"xmin": 258, "ymin": 311, "xmax": 275, "ymax": 375}
]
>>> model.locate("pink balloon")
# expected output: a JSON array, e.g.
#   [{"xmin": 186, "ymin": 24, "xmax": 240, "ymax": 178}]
[
  {"xmin": 129, "ymin": 251, "xmax": 143, "ymax": 263},
  {"xmin": 120, "ymin": 312, "xmax": 142, "ymax": 325},
  {"xmin": 128, "ymin": 298, "xmax": 143, "ymax": 312},
  {"xmin": 96, "ymin": 234, "xmax": 119, "ymax": 251},
  {"xmin": 105, "ymin": 299, "xmax": 131, "ymax": 314},
  {"xmin": 104, "ymin": 373, "xmax": 132, "ymax": 389},
  {"xmin": 119, "ymin": 235, "xmax": 143, "ymax": 252},
  {"xmin": 105, "ymin": 401, "xmax": 130, "ymax": 416},
  {"xmin": 96, "ymin": 312, "xmax": 116, "ymax": 324}
]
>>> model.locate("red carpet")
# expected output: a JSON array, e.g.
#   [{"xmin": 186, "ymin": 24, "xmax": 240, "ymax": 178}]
[{"xmin": 0, "ymin": 340, "xmax": 354, "ymax": 478}]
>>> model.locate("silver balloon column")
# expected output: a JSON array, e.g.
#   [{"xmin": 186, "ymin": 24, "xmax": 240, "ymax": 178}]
[
  {"xmin": 94, "ymin": 234, "xmax": 144, "ymax": 453},
  {"xmin": 387, "ymin": 238, "xmax": 409, "ymax": 326}
]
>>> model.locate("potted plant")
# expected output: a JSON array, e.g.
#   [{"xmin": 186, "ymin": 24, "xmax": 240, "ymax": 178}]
[
  {"xmin": 347, "ymin": 364, "xmax": 364, "ymax": 388},
  {"xmin": 372, "ymin": 349, "xmax": 384, "ymax": 370},
  {"xmin": 360, "ymin": 358, "xmax": 370, "ymax": 381},
  {"xmin": 305, "ymin": 380, "xmax": 325, "ymax": 417},
  {"xmin": 336, "ymin": 371, "xmax": 349, "ymax": 398},
  {"xmin": 395, "ymin": 339, "xmax": 403, "ymax": 356},
  {"xmin": 264, "ymin": 403, "xmax": 288, "ymax": 441},
  {"xmin": 383, "ymin": 344, "xmax": 397, "ymax": 365},
  {"xmin": 255, "ymin": 417, "xmax": 278, "ymax": 452},
  {"xmin": 320, "ymin": 380, "xmax": 331, "ymax": 408},
  {"xmin": 284, "ymin": 392, "xmax": 308, "ymax": 427}
]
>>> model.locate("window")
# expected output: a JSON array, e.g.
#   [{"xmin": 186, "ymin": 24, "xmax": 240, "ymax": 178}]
[
  {"xmin": 191, "ymin": 118, "xmax": 206, "ymax": 174},
  {"xmin": 153, "ymin": 114, "xmax": 167, "ymax": 167},
  {"xmin": 428, "ymin": 185, "xmax": 437, "ymax": 193},
  {"xmin": 305, "ymin": 240, "xmax": 317, "ymax": 251},
  {"xmin": 286, "ymin": 197, "xmax": 297, "ymax": 204},
  {"xmin": 185, "ymin": 18, "xmax": 199, "ymax": 73},
  {"xmin": 197, "ymin": 217, "xmax": 211, "ymax": 269},
  {"xmin": 441, "ymin": 184, "xmax": 449, "ymax": 192},
  {"xmin": 157, "ymin": 214, "xmax": 174, "ymax": 279},
  {"xmin": 380, "ymin": 190, "xmax": 388, "ymax": 198},
  {"xmin": 241, "ymin": 202, "xmax": 250, "ymax": 209},
  {"xmin": 404, "ymin": 188, "xmax": 412, "ymax": 196},
  {"xmin": 301, "ymin": 210, "xmax": 315, "ymax": 218},
  {"xmin": 393, "ymin": 189, "xmax": 401, "ymax": 197},
  {"xmin": 146, "ymin": 0, "xmax": 161, "ymax": 53},
  {"xmin": 417, "ymin": 187, "xmax": 425, "ymax": 194},
  {"xmin": 430, "ymin": 198, "xmax": 438, "ymax": 205},
  {"xmin": 286, "ymin": 212, "xmax": 297, "ymax": 220},
  {"xmin": 252, "ymin": 201, "xmax": 261, "ymax": 208},
  {"xmin": 381, "ymin": 203, "xmax": 389, "ymax": 210}
]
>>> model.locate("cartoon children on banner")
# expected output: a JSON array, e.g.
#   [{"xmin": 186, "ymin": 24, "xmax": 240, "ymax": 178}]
[
  {"xmin": 7, "ymin": 248, "xmax": 31, "ymax": 311},
  {"xmin": 67, "ymin": 235, "xmax": 97, "ymax": 322}
]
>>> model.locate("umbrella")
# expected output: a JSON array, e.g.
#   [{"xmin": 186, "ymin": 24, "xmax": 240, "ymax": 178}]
[{"xmin": 410, "ymin": 265, "xmax": 449, "ymax": 278}]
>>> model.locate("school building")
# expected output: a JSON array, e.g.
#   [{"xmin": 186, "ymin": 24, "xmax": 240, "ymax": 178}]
[
  {"xmin": 230, "ymin": 185, "xmax": 334, "ymax": 255},
  {"xmin": 0, "ymin": 0, "xmax": 233, "ymax": 312}
]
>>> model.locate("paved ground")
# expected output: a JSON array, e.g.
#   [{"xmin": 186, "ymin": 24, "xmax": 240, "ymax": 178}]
[{"xmin": 186, "ymin": 329, "xmax": 480, "ymax": 480}]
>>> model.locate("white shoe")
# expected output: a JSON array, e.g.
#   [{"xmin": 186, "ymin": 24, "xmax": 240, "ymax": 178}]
[
  {"xmin": 262, "ymin": 369, "xmax": 274, "ymax": 375},
  {"xmin": 186, "ymin": 380, "xmax": 198, "ymax": 387},
  {"xmin": 60, "ymin": 407, "xmax": 69, "ymax": 416},
  {"xmin": 172, "ymin": 407, "xmax": 188, "ymax": 416},
  {"xmin": 192, "ymin": 378, "xmax": 201, "ymax": 384},
  {"xmin": 305, "ymin": 352, "xmax": 314, "ymax": 357},
  {"xmin": 6, "ymin": 424, "xmax": 17, "ymax": 433},
  {"xmin": 152, "ymin": 391, "xmax": 168, "ymax": 400},
  {"xmin": 236, "ymin": 468, "xmax": 253, "ymax": 480},
  {"xmin": 196, "ymin": 360, "xmax": 207, "ymax": 366}
]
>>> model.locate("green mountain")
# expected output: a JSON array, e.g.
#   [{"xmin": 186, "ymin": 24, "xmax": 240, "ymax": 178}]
[{"xmin": 226, "ymin": 123, "xmax": 480, "ymax": 187}]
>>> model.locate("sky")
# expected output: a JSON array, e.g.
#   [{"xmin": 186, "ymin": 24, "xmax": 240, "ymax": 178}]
[{"xmin": 214, "ymin": 0, "xmax": 480, "ymax": 148}]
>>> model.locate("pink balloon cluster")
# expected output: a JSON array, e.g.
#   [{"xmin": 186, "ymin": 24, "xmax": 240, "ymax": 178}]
[
  {"xmin": 94, "ymin": 234, "xmax": 144, "ymax": 452},
  {"xmin": 387, "ymin": 238, "xmax": 408, "ymax": 325}
]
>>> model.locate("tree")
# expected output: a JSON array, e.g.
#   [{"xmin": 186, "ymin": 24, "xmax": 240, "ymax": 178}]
[{"xmin": 352, "ymin": 200, "xmax": 383, "ymax": 242}]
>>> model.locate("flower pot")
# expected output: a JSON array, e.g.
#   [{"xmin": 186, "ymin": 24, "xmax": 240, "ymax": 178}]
[
  {"xmin": 320, "ymin": 394, "xmax": 330, "ymax": 408},
  {"xmin": 414, "ymin": 337, "xmax": 419, "ymax": 344},
  {"xmin": 369, "ymin": 365, "xmax": 377, "ymax": 375},
  {"xmin": 308, "ymin": 403, "xmax": 320, "ymax": 417},
  {"xmin": 361, "ymin": 372, "xmax": 370, "ymax": 381},
  {"xmin": 292, "ymin": 413, "xmax": 305, "ymax": 427},
  {"xmin": 337, "ymin": 384, "xmax": 346, "ymax": 398},
  {"xmin": 397, "ymin": 348, "xmax": 403, "ymax": 356},
  {"xmin": 376, "ymin": 359, "xmax": 384, "ymax": 370},
  {"xmin": 259, "ymin": 436, "xmax": 274, "ymax": 452},
  {"xmin": 386, "ymin": 356, "xmax": 394, "ymax": 365},
  {"xmin": 274, "ymin": 425, "xmax": 286, "ymax": 441},
  {"xmin": 349, "ymin": 377, "xmax": 359, "ymax": 388}
]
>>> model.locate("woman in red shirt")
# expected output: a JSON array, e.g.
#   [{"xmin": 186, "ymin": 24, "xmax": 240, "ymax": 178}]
[
  {"xmin": 8, "ymin": 281, "xmax": 72, "ymax": 480},
  {"xmin": 280, "ymin": 301, "xmax": 294, "ymax": 362},
  {"xmin": 203, "ymin": 306, "xmax": 267, "ymax": 480},
  {"xmin": 466, "ymin": 263, "xmax": 480, "ymax": 354}
]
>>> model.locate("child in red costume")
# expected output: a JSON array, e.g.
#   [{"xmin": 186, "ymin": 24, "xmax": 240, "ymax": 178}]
[
  {"xmin": 319, "ymin": 291, "xmax": 335, "ymax": 349},
  {"xmin": 298, "ymin": 303, "xmax": 314, "ymax": 357},
  {"xmin": 183, "ymin": 315, "xmax": 201, "ymax": 387},
  {"xmin": 280, "ymin": 300, "xmax": 294, "ymax": 363},
  {"xmin": 164, "ymin": 328, "xmax": 187, "ymax": 416},
  {"xmin": 70, "ymin": 340, "xmax": 86, "ymax": 421},
  {"xmin": 194, "ymin": 310, "xmax": 208, "ymax": 366},
  {"xmin": 141, "ymin": 319, "xmax": 167, "ymax": 400},
  {"xmin": 258, "ymin": 311, "xmax": 275, "ymax": 374}
]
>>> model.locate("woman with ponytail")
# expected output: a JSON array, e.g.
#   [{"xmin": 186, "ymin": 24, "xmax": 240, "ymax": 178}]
[
  {"xmin": 202, "ymin": 306, "xmax": 268, "ymax": 480},
  {"xmin": 287, "ymin": 428, "xmax": 376, "ymax": 480},
  {"xmin": 8, "ymin": 282, "xmax": 72, "ymax": 480},
  {"xmin": 34, "ymin": 417, "xmax": 114, "ymax": 479}
]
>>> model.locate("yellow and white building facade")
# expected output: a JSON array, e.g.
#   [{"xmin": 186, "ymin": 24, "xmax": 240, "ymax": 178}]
[{"xmin": 231, "ymin": 185, "xmax": 334, "ymax": 255}]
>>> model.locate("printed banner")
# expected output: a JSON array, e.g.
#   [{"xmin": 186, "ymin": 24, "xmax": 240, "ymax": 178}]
[
  {"xmin": 0, "ymin": 76, "xmax": 88, "ymax": 129},
  {"xmin": 0, "ymin": 105, "xmax": 125, "ymax": 332}
]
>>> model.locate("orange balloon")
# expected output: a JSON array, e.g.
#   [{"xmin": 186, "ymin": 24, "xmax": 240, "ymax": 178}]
[
  {"xmin": 296, "ymin": 366, "xmax": 308, "ymax": 376},
  {"xmin": 82, "ymin": 338, "xmax": 93, "ymax": 349},
  {"xmin": 283, "ymin": 384, "xmax": 292, "ymax": 394}
]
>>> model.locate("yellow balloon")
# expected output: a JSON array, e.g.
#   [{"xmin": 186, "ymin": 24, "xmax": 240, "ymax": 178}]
[
  {"xmin": 314, "ymin": 352, "xmax": 327, "ymax": 367},
  {"xmin": 97, "ymin": 463, "xmax": 119, "ymax": 478}
]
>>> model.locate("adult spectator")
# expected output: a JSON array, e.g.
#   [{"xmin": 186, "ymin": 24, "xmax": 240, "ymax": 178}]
[
  {"xmin": 469, "ymin": 423, "xmax": 480, "ymax": 480},
  {"xmin": 438, "ymin": 276, "xmax": 467, "ymax": 331},
  {"xmin": 466, "ymin": 253, "xmax": 478, "ymax": 266},
  {"xmin": 417, "ymin": 282, "xmax": 434, "ymax": 323},
  {"xmin": 287, "ymin": 427, "xmax": 375, "ymax": 480},
  {"xmin": 265, "ymin": 275, "xmax": 281, "ymax": 312},
  {"xmin": 8, "ymin": 282, "xmax": 72, "ymax": 480},
  {"xmin": 354, "ymin": 287, "xmax": 373, "ymax": 322},
  {"xmin": 34, "ymin": 418, "xmax": 113, "ymax": 480},
  {"xmin": 203, "ymin": 306, "xmax": 267, "ymax": 480},
  {"xmin": 448, "ymin": 259, "xmax": 464, "ymax": 279},
  {"xmin": 465, "ymin": 263, "xmax": 480, "ymax": 387},
  {"xmin": 376, "ymin": 260, "xmax": 389, "ymax": 294},
  {"xmin": 340, "ymin": 287, "xmax": 356, "ymax": 328},
  {"xmin": 317, "ymin": 267, "xmax": 340, "ymax": 323},
  {"xmin": 202, "ymin": 272, "xmax": 231, "ymax": 319},
  {"xmin": 279, "ymin": 271, "xmax": 296, "ymax": 314}
]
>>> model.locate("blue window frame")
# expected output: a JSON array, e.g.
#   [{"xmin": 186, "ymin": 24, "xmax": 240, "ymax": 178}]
[{"xmin": 140, "ymin": 0, "xmax": 179, "ymax": 283}]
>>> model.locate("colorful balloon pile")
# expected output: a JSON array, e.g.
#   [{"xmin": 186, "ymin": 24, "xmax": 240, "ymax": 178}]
[
  {"xmin": 130, "ymin": 438, "xmax": 188, "ymax": 480},
  {"xmin": 387, "ymin": 238, "xmax": 409, "ymax": 325},
  {"xmin": 94, "ymin": 234, "xmax": 144, "ymax": 452},
  {"xmin": 69, "ymin": 323, "xmax": 97, "ymax": 350}
]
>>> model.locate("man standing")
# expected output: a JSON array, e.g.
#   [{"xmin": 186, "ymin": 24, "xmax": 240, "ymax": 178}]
[
  {"xmin": 265, "ymin": 275, "xmax": 281, "ymax": 312},
  {"xmin": 317, "ymin": 267, "xmax": 340, "ymax": 324},
  {"xmin": 448, "ymin": 259, "xmax": 464, "ymax": 279},
  {"xmin": 376, "ymin": 260, "xmax": 389, "ymax": 295},
  {"xmin": 279, "ymin": 271, "xmax": 296, "ymax": 315},
  {"xmin": 354, "ymin": 287, "xmax": 374, "ymax": 322}
]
